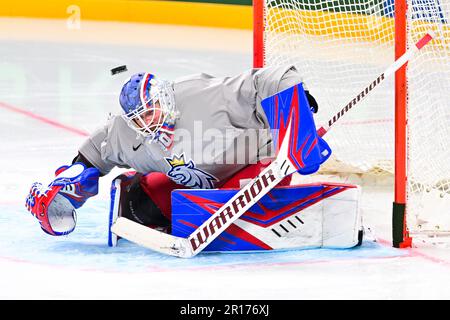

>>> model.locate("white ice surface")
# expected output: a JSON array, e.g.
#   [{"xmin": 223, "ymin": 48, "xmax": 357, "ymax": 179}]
[{"xmin": 0, "ymin": 18, "xmax": 450, "ymax": 300}]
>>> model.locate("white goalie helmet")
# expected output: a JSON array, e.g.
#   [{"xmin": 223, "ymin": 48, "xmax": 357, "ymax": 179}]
[{"xmin": 119, "ymin": 73, "xmax": 178, "ymax": 142}]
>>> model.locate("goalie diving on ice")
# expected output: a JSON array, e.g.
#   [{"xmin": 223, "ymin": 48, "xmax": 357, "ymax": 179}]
[
  {"xmin": 25, "ymin": 32, "xmax": 433, "ymax": 257},
  {"xmin": 111, "ymin": 83, "xmax": 364, "ymax": 257},
  {"xmin": 25, "ymin": 65, "xmax": 364, "ymax": 257}
]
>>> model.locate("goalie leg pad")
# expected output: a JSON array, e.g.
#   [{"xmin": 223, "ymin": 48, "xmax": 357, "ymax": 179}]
[
  {"xmin": 171, "ymin": 182, "xmax": 362, "ymax": 252},
  {"xmin": 108, "ymin": 172, "xmax": 172, "ymax": 247}
]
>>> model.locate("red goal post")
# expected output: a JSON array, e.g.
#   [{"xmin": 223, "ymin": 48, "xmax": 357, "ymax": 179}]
[{"xmin": 393, "ymin": 0, "xmax": 409, "ymax": 248}]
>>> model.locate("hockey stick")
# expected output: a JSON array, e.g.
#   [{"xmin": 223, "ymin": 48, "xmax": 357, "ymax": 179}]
[
  {"xmin": 111, "ymin": 32, "xmax": 434, "ymax": 258},
  {"xmin": 317, "ymin": 32, "xmax": 434, "ymax": 137}
]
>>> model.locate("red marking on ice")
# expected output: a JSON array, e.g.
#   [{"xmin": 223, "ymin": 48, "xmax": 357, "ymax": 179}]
[
  {"xmin": 0, "ymin": 101, "xmax": 89, "ymax": 137},
  {"xmin": 376, "ymin": 237, "xmax": 450, "ymax": 266}
]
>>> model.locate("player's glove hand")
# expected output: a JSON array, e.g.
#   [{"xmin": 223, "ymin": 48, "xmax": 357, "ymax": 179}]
[
  {"xmin": 25, "ymin": 181, "xmax": 73, "ymax": 236},
  {"xmin": 25, "ymin": 163, "xmax": 100, "ymax": 236}
]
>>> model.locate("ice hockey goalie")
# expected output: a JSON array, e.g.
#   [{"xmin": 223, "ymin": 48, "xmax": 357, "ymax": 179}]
[{"xmin": 25, "ymin": 65, "xmax": 363, "ymax": 253}]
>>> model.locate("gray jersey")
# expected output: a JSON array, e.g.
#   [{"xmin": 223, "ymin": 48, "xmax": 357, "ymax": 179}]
[{"xmin": 79, "ymin": 65, "xmax": 304, "ymax": 189}]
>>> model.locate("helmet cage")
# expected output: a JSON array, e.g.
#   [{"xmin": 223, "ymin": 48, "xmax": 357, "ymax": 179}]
[{"xmin": 121, "ymin": 73, "xmax": 177, "ymax": 141}]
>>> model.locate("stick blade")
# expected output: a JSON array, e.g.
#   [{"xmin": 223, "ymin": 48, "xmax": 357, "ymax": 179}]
[{"xmin": 111, "ymin": 217, "xmax": 193, "ymax": 258}]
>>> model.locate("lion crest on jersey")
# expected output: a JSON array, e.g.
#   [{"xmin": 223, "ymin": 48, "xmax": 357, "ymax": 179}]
[{"xmin": 165, "ymin": 153, "xmax": 217, "ymax": 189}]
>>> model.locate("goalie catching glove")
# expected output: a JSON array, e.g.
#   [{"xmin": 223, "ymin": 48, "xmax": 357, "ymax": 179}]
[{"xmin": 25, "ymin": 163, "xmax": 100, "ymax": 236}]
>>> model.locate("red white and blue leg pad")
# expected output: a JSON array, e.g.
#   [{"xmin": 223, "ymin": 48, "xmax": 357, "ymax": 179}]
[
  {"xmin": 171, "ymin": 182, "xmax": 362, "ymax": 252},
  {"xmin": 108, "ymin": 172, "xmax": 137, "ymax": 247}
]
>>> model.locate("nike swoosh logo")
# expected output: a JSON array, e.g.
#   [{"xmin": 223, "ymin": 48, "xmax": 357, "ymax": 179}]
[{"xmin": 133, "ymin": 143, "xmax": 142, "ymax": 151}]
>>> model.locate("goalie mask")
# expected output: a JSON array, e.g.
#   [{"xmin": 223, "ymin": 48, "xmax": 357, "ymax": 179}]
[{"xmin": 119, "ymin": 73, "xmax": 178, "ymax": 142}]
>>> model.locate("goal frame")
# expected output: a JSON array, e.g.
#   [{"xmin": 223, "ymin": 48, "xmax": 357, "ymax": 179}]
[{"xmin": 252, "ymin": 0, "xmax": 411, "ymax": 248}]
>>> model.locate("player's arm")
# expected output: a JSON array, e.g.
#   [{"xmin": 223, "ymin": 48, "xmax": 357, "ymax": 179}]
[
  {"xmin": 24, "ymin": 119, "xmax": 119, "ymax": 236},
  {"xmin": 254, "ymin": 65, "xmax": 319, "ymax": 113},
  {"xmin": 25, "ymin": 160, "xmax": 101, "ymax": 236}
]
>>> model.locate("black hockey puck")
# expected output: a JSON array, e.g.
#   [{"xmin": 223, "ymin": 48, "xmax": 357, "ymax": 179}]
[{"xmin": 111, "ymin": 65, "xmax": 128, "ymax": 75}]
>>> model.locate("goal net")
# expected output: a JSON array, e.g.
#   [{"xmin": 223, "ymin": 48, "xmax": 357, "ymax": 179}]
[{"xmin": 254, "ymin": 0, "xmax": 450, "ymax": 245}]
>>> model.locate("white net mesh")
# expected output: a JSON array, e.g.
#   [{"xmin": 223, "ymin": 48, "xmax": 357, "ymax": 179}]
[
  {"xmin": 261, "ymin": 0, "xmax": 450, "ymax": 237},
  {"xmin": 407, "ymin": 0, "xmax": 450, "ymax": 237}
]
